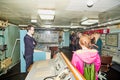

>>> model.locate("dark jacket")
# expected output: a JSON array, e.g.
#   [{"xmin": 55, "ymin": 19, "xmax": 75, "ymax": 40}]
[{"xmin": 24, "ymin": 34, "xmax": 36, "ymax": 56}]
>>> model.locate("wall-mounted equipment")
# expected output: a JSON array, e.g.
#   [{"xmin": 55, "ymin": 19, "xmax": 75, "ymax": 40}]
[
  {"xmin": 0, "ymin": 20, "xmax": 8, "ymax": 28},
  {"xmin": 0, "ymin": 25, "xmax": 20, "ymax": 76},
  {"xmin": 0, "ymin": 45, "xmax": 7, "ymax": 51}
]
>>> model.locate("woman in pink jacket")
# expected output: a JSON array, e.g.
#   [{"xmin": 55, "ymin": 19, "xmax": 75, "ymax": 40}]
[{"xmin": 71, "ymin": 34, "xmax": 101, "ymax": 80}]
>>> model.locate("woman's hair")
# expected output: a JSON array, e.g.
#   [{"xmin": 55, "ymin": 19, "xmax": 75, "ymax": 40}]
[{"xmin": 79, "ymin": 34, "xmax": 91, "ymax": 49}]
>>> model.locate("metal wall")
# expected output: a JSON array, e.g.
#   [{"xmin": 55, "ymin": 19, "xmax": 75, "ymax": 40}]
[{"xmin": 0, "ymin": 25, "xmax": 20, "ymax": 75}]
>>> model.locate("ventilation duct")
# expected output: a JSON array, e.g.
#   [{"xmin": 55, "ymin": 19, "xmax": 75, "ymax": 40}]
[
  {"xmin": 70, "ymin": 22, "xmax": 79, "ymax": 28},
  {"xmin": 98, "ymin": 19, "xmax": 120, "ymax": 27},
  {"xmin": 71, "ymin": 22, "xmax": 79, "ymax": 26}
]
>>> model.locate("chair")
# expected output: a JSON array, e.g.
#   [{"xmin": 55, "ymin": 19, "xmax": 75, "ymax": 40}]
[
  {"xmin": 49, "ymin": 46, "xmax": 59, "ymax": 58},
  {"xmin": 98, "ymin": 55, "xmax": 113, "ymax": 80}
]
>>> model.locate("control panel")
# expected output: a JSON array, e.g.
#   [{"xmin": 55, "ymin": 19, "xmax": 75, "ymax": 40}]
[
  {"xmin": 102, "ymin": 33, "xmax": 120, "ymax": 64},
  {"xmin": 102, "ymin": 46, "xmax": 118, "ymax": 54},
  {"xmin": 25, "ymin": 53, "xmax": 76, "ymax": 80}
]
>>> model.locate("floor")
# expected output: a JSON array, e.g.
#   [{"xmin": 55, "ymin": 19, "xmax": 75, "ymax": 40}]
[
  {"xmin": 0, "ymin": 63, "xmax": 27, "ymax": 80},
  {"xmin": 107, "ymin": 62, "xmax": 120, "ymax": 80},
  {"xmin": 0, "ymin": 47, "xmax": 120, "ymax": 80}
]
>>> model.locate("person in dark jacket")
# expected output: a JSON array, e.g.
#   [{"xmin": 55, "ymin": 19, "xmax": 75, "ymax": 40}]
[
  {"xmin": 24, "ymin": 24, "xmax": 37, "ymax": 71},
  {"xmin": 90, "ymin": 32, "xmax": 103, "ymax": 56},
  {"xmin": 94, "ymin": 32, "xmax": 103, "ymax": 56},
  {"xmin": 75, "ymin": 32, "xmax": 82, "ymax": 50}
]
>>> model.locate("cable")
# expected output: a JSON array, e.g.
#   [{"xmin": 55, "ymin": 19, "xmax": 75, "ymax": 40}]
[{"xmin": 43, "ymin": 75, "xmax": 57, "ymax": 80}]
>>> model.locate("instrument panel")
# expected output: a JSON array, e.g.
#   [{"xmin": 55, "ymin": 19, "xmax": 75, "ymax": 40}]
[{"xmin": 25, "ymin": 53, "xmax": 76, "ymax": 80}]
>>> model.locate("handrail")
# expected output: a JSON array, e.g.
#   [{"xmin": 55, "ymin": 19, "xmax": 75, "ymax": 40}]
[
  {"xmin": 60, "ymin": 52, "xmax": 86, "ymax": 80},
  {"xmin": 11, "ymin": 39, "xmax": 20, "ymax": 59}
]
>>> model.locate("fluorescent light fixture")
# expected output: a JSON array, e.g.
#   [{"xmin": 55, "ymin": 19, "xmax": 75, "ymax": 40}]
[
  {"xmin": 18, "ymin": 24, "xmax": 28, "ymax": 27},
  {"xmin": 39, "ymin": 15, "xmax": 54, "ymax": 20},
  {"xmin": 70, "ymin": 26, "xmax": 79, "ymax": 28},
  {"xmin": 38, "ymin": 9, "xmax": 55, "ymax": 20},
  {"xmin": 42, "ymin": 25, "xmax": 52, "ymax": 28},
  {"xmin": 81, "ymin": 17, "xmax": 88, "ymax": 22},
  {"xmin": 38, "ymin": 9, "xmax": 55, "ymax": 15},
  {"xmin": 81, "ymin": 19, "xmax": 98, "ymax": 25},
  {"xmin": 63, "ymin": 29, "xmax": 69, "ymax": 31},
  {"xmin": 31, "ymin": 19, "xmax": 37, "ymax": 23}
]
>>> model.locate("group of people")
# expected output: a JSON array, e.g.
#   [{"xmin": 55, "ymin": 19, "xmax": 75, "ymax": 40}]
[
  {"xmin": 70, "ymin": 31, "xmax": 103, "ymax": 56},
  {"xmin": 24, "ymin": 25, "xmax": 102, "ymax": 80},
  {"xmin": 71, "ymin": 33, "xmax": 103, "ymax": 80},
  {"xmin": 70, "ymin": 32, "xmax": 82, "ymax": 51}
]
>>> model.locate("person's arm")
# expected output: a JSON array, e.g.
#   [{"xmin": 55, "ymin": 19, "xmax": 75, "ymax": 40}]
[
  {"xmin": 92, "ymin": 44, "xmax": 98, "ymax": 48},
  {"xmin": 24, "ymin": 37, "xmax": 34, "ymax": 49},
  {"xmin": 33, "ymin": 38, "xmax": 37, "ymax": 46}
]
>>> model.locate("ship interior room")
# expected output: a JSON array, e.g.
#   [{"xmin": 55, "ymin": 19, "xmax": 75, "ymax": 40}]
[{"xmin": 0, "ymin": 0, "xmax": 120, "ymax": 80}]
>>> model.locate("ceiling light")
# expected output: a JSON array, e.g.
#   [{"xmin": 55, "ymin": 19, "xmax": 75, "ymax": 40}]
[
  {"xmin": 31, "ymin": 19, "xmax": 37, "ymax": 23},
  {"xmin": 38, "ymin": 9, "xmax": 55, "ymax": 15},
  {"xmin": 70, "ymin": 26, "xmax": 79, "ymax": 28},
  {"xmin": 39, "ymin": 15, "xmax": 54, "ymax": 20},
  {"xmin": 81, "ymin": 17, "xmax": 88, "ymax": 22},
  {"xmin": 81, "ymin": 19, "xmax": 98, "ymax": 25},
  {"xmin": 38, "ymin": 9, "xmax": 55, "ymax": 20},
  {"xmin": 44, "ymin": 25, "xmax": 51, "ymax": 28},
  {"xmin": 63, "ymin": 29, "xmax": 69, "ymax": 31},
  {"xmin": 18, "ymin": 24, "xmax": 28, "ymax": 27}
]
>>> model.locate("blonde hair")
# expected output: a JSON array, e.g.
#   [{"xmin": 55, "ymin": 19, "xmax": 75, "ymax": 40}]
[{"xmin": 79, "ymin": 34, "xmax": 91, "ymax": 49}]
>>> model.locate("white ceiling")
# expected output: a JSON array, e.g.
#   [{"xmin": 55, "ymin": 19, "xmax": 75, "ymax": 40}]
[{"xmin": 0, "ymin": 0, "xmax": 120, "ymax": 28}]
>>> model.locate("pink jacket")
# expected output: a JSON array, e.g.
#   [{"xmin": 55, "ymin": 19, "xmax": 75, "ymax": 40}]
[{"xmin": 71, "ymin": 49, "xmax": 101, "ymax": 80}]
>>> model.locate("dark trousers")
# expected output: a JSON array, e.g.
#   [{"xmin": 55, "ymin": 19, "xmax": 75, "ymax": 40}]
[{"xmin": 25, "ymin": 55, "xmax": 33, "ymax": 71}]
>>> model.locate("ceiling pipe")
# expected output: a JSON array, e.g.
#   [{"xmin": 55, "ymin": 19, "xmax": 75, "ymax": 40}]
[
  {"xmin": 90, "ymin": 19, "xmax": 120, "ymax": 29},
  {"xmin": 99, "ymin": 19, "xmax": 120, "ymax": 26}
]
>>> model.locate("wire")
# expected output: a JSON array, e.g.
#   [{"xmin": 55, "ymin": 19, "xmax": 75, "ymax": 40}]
[{"xmin": 43, "ymin": 75, "xmax": 57, "ymax": 80}]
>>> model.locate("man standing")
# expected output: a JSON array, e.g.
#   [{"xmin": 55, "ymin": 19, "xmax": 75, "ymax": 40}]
[{"xmin": 24, "ymin": 24, "xmax": 36, "ymax": 71}]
